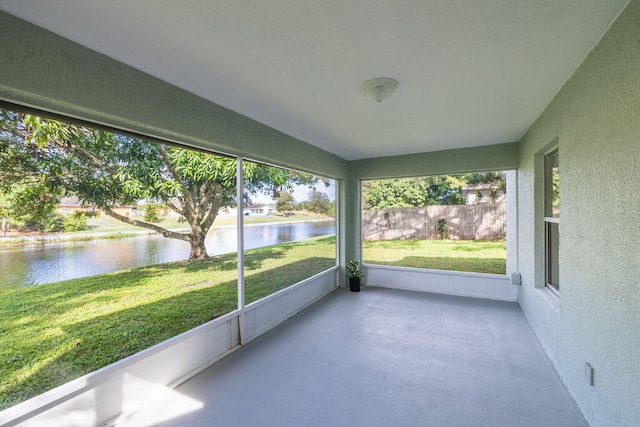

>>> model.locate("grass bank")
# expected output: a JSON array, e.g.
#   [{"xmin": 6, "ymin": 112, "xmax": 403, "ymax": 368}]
[
  {"xmin": 0, "ymin": 235, "xmax": 336, "ymax": 410},
  {"xmin": 86, "ymin": 212, "xmax": 330, "ymax": 232},
  {"xmin": 363, "ymin": 239, "xmax": 506, "ymax": 275},
  {"xmin": 0, "ymin": 213, "xmax": 333, "ymax": 248}
]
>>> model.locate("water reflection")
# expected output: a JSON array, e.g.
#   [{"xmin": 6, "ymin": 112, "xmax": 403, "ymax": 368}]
[{"xmin": 0, "ymin": 220, "xmax": 335, "ymax": 290}]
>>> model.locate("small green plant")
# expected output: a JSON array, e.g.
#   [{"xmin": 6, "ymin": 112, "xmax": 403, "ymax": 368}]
[
  {"xmin": 346, "ymin": 260, "xmax": 364, "ymax": 279},
  {"xmin": 437, "ymin": 218, "xmax": 448, "ymax": 239}
]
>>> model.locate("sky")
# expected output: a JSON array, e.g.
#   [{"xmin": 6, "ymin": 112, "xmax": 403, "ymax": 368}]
[{"xmin": 250, "ymin": 181, "xmax": 335, "ymax": 205}]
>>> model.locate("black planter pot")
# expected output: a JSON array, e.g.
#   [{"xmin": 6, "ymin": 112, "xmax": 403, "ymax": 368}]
[{"xmin": 349, "ymin": 278, "xmax": 361, "ymax": 292}]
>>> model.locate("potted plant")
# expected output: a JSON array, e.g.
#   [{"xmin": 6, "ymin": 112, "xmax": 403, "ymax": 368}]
[{"xmin": 346, "ymin": 260, "xmax": 364, "ymax": 292}]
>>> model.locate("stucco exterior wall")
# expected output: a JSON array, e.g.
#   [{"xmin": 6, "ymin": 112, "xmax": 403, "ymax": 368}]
[{"xmin": 516, "ymin": 1, "xmax": 640, "ymax": 425}]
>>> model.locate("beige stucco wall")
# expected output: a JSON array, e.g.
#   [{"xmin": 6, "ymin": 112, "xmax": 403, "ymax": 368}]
[{"xmin": 516, "ymin": 0, "xmax": 640, "ymax": 425}]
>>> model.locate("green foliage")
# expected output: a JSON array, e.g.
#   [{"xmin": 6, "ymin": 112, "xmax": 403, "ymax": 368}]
[
  {"xmin": 62, "ymin": 211, "xmax": 88, "ymax": 232},
  {"xmin": 346, "ymin": 260, "xmax": 364, "ymax": 279},
  {"xmin": 141, "ymin": 202, "xmax": 160, "ymax": 223},
  {"xmin": 0, "ymin": 107, "xmax": 324, "ymax": 259},
  {"xmin": 326, "ymin": 201, "xmax": 335, "ymax": 217},
  {"xmin": 361, "ymin": 172, "xmax": 506, "ymax": 210},
  {"xmin": 244, "ymin": 161, "xmax": 322, "ymax": 201},
  {"xmin": 301, "ymin": 189, "xmax": 332, "ymax": 214},
  {"xmin": 437, "ymin": 218, "xmax": 448, "ymax": 239},
  {"xmin": 5, "ymin": 184, "xmax": 61, "ymax": 227},
  {"xmin": 0, "ymin": 193, "xmax": 12, "ymax": 235},
  {"xmin": 552, "ymin": 167, "xmax": 560, "ymax": 209},
  {"xmin": 276, "ymin": 191, "xmax": 295, "ymax": 216},
  {"xmin": 362, "ymin": 176, "xmax": 465, "ymax": 210},
  {"xmin": 464, "ymin": 171, "xmax": 506, "ymax": 203},
  {"xmin": 3, "ymin": 191, "xmax": 65, "ymax": 232},
  {"xmin": 43, "ymin": 213, "xmax": 64, "ymax": 232}
]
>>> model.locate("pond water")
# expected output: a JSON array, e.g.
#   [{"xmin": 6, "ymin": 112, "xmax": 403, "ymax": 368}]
[{"xmin": 0, "ymin": 220, "xmax": 335, "ymax": 290}]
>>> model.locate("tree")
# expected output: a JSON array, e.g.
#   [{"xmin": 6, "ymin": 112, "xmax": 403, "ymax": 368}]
[
  {"xmin": 464, "ymin": 171, "xmax": 506, "ymax": 204},
  {"xmin": 276, "ymin": 192, "xmax": 295, "ymax": 216},
  {"xmin": 304, "ymin": 189, "xmax": 331, "ymax": 214},
  {"xmin": 141, "ymin": 202, "xmax": 160, "ymax": 223},
  {"xmin": 0, "ymin": 183, "xmax": 63, "ymax": 232},
  {"xmin": 0, "ymin": 108, "xmax": 316, "ymax": 259},
  {"xmin": 362, "ymin": 176, "xmax": 465, "ymax": 210}
]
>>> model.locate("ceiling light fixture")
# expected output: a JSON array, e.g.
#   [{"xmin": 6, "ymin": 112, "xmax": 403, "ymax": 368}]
[{"xmin": 359, "ymin": 77, "xmax": 399, "ymax": 103}]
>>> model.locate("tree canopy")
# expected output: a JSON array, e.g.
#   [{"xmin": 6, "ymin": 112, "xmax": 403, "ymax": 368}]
[
  {"xmin": 362, "ymin": 176, "xmax": 465, "ymax": 210},
  {"xmin": 275, "ymin": 191, "xmax": 295, "ymax": 216},
  {"xmin": 298, "ymin": 188, "xmax": 334, "ymax": 215},
  {"xmin": 0, "ymin": 108, "xmax": 317, "ymax": 259},
  {"xmin": 362, "ymin": 172, "xmax": 505, "ymax": 210}
]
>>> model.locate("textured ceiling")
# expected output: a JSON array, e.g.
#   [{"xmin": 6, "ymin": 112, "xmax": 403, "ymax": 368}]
[{"xmin": 0, "ymin": 0, "xmax": 630, "ymax": 160}]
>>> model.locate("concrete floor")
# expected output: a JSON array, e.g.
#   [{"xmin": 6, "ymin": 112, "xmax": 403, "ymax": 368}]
[{"xmin": 120, "ymin": 287, "xmax": 587, "ymax": 427}]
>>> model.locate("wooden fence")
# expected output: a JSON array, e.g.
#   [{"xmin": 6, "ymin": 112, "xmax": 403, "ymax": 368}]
[{"xmin": 362, "ymin": 201, "xmax": 506, "ymax": 241}]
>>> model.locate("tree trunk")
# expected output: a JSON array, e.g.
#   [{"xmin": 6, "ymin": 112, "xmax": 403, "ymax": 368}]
[
  {"xmin": 188, "ymin": 230, "xmax": 210, "ymax": 260},
  {"xmin": 103, "ymin": 208, "xmax": 214, "ymax": 261},
  {"xmin": 189, "ymin": 240, "xmax": 209, "ymax": 260},
  {"xmin": 1, "ymin": 216, "xmax": 7, "ymax": 237}
]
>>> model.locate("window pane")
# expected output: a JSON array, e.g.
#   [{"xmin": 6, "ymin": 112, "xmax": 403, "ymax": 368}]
[
  {"xmin": 546, "ymin": 221, "xmax": 560, "ymax": 291},
  {"xmin": 362, "ymin": 172, "xmax": 507, "ymax": 275},
  {"xmin": 545, "ymin": 150, "xmax": 560, "ymax": 218},
  {"xmin": 242, "ymin": 160, "xmax": 336, "ymax": 305},
  {"xmin": 0, "ymin": 107, "xmax": 238, "ymax": 409}
]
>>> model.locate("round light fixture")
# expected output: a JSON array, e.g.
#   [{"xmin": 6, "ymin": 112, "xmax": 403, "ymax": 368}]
[{"xmin": 359, "ymin": 77, "xmax": 399, "ymax": 103}]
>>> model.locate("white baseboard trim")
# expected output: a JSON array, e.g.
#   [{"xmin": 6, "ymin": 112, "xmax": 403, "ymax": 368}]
[{"xmin": 364, "ymin": 264, "xmax": 518, "ymax": 302}]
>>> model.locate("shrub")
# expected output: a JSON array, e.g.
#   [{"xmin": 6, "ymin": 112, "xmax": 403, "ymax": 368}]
[
  {"xmin": 16, "ymin": 213, "xmax": 64, "ymax": 232},
  {"xmin": 142, "ymin": 203, "xmax": 160, "ymax": 223},
  {"xmin": 43, "ymin": 213, "xmax": 65, "ymax": 232},
  {"xmin": 437, "ymin": 218, "xmax": 448, "ymax": 239},
  {"xmin": 62, "ymin": 211, "xmax": 88, "ymax": 232}
]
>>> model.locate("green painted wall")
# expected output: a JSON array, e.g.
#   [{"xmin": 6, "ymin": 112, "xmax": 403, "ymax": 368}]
[
  {"xmin": 350, "ymin": 143, "xmax": 518, "ymax": 180},
  {"xmin": 516, "ymin": 0, "xmax": 640, "ymax": 425}
]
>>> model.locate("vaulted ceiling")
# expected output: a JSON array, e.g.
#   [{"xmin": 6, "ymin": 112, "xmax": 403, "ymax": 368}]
[{"xmin": 0, "ymin": 0, "xmax": 630, "ymax": 160}]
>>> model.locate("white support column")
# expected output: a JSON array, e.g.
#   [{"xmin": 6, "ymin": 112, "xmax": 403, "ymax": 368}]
[
  {"xmin": 236, "ymin": 157, "xmax": 245, "ymax": 343},
  {"xmin": 506, "ymin": 169, "xmax": 519, "ymax": 277}
]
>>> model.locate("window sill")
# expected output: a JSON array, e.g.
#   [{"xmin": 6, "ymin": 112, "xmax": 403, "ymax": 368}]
[{"xmin": 536, "ymin": 285, "xmax": 560, "ymax": 313}]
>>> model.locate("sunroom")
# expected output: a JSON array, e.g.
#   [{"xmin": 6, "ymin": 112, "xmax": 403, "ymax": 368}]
[{"xmin": 0, "ymin": 1, "xmax": 638, "ymax": 426}]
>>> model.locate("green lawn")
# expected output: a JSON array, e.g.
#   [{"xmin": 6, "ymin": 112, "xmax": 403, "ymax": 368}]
[
  {"xmin": 0, "ymin": 235, "xmax": 336, "ymax": 409},
  {"xmin": 363, "ymin": 239, "xmax": 506, "ymax": 275}
]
